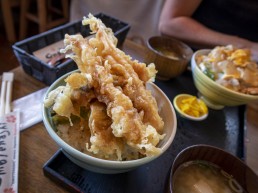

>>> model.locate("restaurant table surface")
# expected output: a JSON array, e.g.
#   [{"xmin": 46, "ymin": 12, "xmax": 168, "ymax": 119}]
[{"xmin": 1, "ymin": 39, "xmax": 257, "ymax": 193}]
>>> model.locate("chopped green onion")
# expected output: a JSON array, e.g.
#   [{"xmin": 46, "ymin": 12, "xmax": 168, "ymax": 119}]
[{"xmin": 203, "ymin": 68, "xmax": 215, "ymax": 80}]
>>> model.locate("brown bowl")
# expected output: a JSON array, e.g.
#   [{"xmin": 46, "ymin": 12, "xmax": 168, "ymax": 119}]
[
  {"xmin": 167, "ymin": 144, "xmax": 258, "ymax": 193},
  {"xmin": 145, "ymin": 36, "xmax": 193, "ymax": 80}
]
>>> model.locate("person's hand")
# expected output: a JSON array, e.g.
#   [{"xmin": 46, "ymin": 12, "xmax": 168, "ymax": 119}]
[{"xmin": 250, "ymin": 43, "xmax": 258, "ymax": 62}]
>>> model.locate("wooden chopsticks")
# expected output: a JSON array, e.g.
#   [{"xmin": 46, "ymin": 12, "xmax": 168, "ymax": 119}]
[{"xmin": 0, "ymin": 72, "xmax": 14, "ymax": 116}]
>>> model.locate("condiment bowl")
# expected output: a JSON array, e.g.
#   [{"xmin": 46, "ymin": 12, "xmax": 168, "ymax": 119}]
[
  {"xmin": 167, "ymin": 144, "xmax": 258, "ymax": 193},
  {"xmin": 191, "ymin": 49, "xmax": 258, "ymax": 109},
  {"xmin": 145, "ymin": 36, "xmax": 193, "ymax": 80},
  {"xmin": 173, "ymin": 94, "xmax": 208, "ymax": 121},
  {"xmin": 42, "ymin": 70, "xmax": 177, "ymax": 174}
]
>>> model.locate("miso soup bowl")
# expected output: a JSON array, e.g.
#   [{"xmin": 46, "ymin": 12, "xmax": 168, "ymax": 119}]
[
  {"xmin": 145, "ymin": 36, "xmax": 193, "ymax": 80},
  {"xmin": 167, "ymin": 144, "xmax": 258, "ymax": 193},
  {"xmin": 42, "ymin": 70, "xmax": 177, "ymax": 174}
]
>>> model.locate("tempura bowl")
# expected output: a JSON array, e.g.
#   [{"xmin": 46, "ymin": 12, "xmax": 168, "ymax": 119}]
[
  {"xmin": 167, "ymin": 145, "xmax": 258, "ymax": 193},
  {"xmin": 42, "ymin": 70, "xmax": 177, "ymax": 174},
  {"xmin": 145, "ymin": 36, "xmax": 193, "ymax": 80},
  {"xmin": 191, "ymin": 49, "xmax": 258, "ymax": 109}
]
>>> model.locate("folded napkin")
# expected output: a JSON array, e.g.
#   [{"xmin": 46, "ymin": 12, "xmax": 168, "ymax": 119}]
[{"xmin": 12, "ymin": 87, "xmax": 49, "ymax": 131}]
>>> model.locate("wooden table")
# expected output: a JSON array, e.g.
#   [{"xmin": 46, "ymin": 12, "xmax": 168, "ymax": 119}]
[
  {"xmin": 4, "ymin": 39, "xmax": 258, "ymax": 192},
  {"xmin": 10, "ymin": 67, "xmax": 68, "ymax": 192}
]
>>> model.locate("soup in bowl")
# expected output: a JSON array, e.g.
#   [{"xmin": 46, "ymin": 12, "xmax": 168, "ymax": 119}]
[
  {"xmin": 168, "ymin": 145, "xmax": 258, "ymax": 193},
  {"xmin": 145, "ymin": 36, "xmax": 193, "ymax": 80}
]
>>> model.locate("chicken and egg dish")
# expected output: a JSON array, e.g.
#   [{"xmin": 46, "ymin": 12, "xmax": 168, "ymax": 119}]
[
  {"xmin": 44, "ymin": 14, "xmax": 165, "ymax": 161},
  {"xmin": 196, "ymin": 45, "xmax": 258, "ymax": 95}
]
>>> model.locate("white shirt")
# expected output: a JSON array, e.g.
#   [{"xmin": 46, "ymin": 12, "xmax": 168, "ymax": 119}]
[{"xmin": 70, "ymin": 0, "xmax": 165, "ymax": 45}]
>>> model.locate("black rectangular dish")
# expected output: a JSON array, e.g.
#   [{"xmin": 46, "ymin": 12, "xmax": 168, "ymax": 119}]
[
  {"xmin": 12, "ymin": 13, "xmax": 130, "ymax": 85},
  {"xmin": 43, "ymin": 70, "xmax": 245, "ymax": 193}
]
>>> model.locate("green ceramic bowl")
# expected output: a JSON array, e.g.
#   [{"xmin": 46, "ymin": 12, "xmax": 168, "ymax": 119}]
[
  {"xmin": 191, "ymin": 49, "xmax": 258, "ymax": 110},
  {"xmin": 42, "ymin": 70, "xmax": 177, "ymax": 174}
]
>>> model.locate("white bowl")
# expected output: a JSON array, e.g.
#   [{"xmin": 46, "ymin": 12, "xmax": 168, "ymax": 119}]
[
  {"xmin": 42, "ymin": 71, "xmax": 177, "ymax": 174},
  {"xmin": 191, "ymin": 49, "xmax": 258, "ymax": 110}
]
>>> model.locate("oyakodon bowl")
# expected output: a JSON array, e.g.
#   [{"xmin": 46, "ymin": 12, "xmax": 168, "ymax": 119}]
[
  {"xmin": 167, "ymin": 144, "xmax": 258, "ymax": 193},
  {"xmin": 145, "ymin": 36, "xmax": 193, "ymax": 80},
  {"xmin": 191, "ymin": 49, "xmax": 258, "ymax": 110},
  {"xmin": 42, "ymin": 70, "xmax": 177, "ymax": 174}
]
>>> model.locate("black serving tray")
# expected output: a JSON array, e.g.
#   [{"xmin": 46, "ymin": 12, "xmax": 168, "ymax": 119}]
[{"xmin": 43, "ymin": 70, "xmax": 245, "ymax": 193}]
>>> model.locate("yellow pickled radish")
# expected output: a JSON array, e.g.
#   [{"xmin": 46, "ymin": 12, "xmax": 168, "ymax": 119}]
[{"xmin": 179, "ymin": 96, "xmax": 207, "ymax": 117}]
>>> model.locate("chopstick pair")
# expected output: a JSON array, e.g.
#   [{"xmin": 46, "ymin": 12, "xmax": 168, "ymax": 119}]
[{"xmin": 0, "ymin": 72, "xmax": 14, "ymax": 117}]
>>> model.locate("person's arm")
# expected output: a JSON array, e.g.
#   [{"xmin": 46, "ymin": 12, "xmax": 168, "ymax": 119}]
[{"xmin": 159, "ymin": 0, "xmax": 258, "ymax": 60}]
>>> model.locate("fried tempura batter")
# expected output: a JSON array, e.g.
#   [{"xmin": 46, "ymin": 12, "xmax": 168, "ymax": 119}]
[
  {"xmin": 87, "ymin": 101, "xmax": 124, "ymax": 160},
  {"xmin": 45, "ymin": 14, "xmax": 164, "ymax": 160}
]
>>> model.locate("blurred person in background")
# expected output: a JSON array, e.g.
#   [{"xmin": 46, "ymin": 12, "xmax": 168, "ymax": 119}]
[
  {"xmin": 70, "ymin": 0, "xmax": 165, "ymax": 45},
  {"xmin": 159, "ymin": 0, "xmax": 258, "ymax": 61}
]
